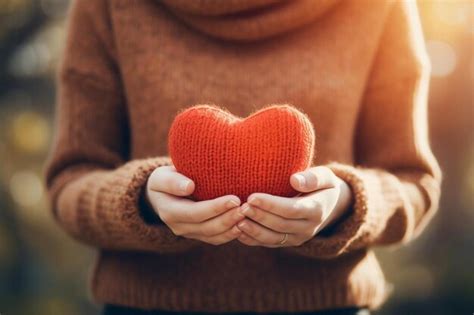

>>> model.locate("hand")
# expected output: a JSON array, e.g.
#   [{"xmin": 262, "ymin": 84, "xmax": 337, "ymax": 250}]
[
  {"xmin": 236, "ymin": 166, "xmax": 353, "ymax": 247},
  {"xmin": 146, "ymin": 166, "xmax": 245, "ymax": 245}
]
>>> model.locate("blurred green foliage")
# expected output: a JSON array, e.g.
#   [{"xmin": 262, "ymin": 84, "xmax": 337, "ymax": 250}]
[{"xmin": 0, "ymin": 1, "xmax": 472, "ymax": 314}]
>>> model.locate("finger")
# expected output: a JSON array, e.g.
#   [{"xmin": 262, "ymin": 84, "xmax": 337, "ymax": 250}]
[
  {"xmin": 156, "ymin": 192, "xmax": 241, "ymax": 223},
  {"xmin": 148, "ymin": 166, "xmax": 195, "ymax": 196},
  {"xmin": 240, "ymin": 203, "xmax": 308, "ymax": 233},
  {"xmin": 188, "ymin": 225, "xmax": 242, "ymax": 246},
  {"xmin": 290, "ymin": 166, "xmax": 338, "ymax": 193},
  {"xmin": 237, "ymin": 233, "xmax": 273, "ymax": 247},
  {"xmin": 237, "ymin": 219, "xmax": 290, "ymax": 246},
  {"xmin": 180, "ymin": 207, "xmax": 245, "ymax": 237},
  {"xmin": 247, "ymin": 193, "xmax": 312, "ymax": 219}
]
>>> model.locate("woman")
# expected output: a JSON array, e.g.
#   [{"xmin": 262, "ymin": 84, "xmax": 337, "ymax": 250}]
[{"xmin": 45, "ymin": 0, "xmax": 441, "ymax": 314}]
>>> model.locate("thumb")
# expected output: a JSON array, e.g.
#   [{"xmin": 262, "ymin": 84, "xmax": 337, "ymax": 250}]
[
  {"xmin": 290, "ymin": 166, "xmax": 338, "ymax": 193},
  {"xmin": 147, "ymin": 165, "xmax": 195, "ymax": 197}
]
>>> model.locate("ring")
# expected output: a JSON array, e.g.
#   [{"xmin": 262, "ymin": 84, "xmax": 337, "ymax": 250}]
[{"xmin": 279, "ymin": 233, "xmax": 289, "ymax": 245}]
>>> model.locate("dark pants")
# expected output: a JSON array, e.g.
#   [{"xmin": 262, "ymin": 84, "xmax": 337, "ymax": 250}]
[{"xmin": 103, "ymin": 305, "xmax": 370, "ymax": 315}]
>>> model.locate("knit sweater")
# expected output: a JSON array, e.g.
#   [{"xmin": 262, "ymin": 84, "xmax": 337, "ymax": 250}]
[{"xmin": 45, "ymin": 0, "xmax": 441, "ymax": 312}]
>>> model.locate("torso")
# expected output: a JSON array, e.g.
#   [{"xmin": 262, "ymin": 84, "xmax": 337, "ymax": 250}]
[{"xmin": 110, "ymin": 0, "xmax": 390, "ymax": 164}]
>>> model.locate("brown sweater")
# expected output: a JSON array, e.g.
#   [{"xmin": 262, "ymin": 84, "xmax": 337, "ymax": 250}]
[{"xmin": 45, "ymin": 0, "xmax": 441, "ymax": 312}]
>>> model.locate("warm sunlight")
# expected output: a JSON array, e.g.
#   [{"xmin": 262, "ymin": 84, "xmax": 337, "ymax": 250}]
[{"xmin": 0, "ymin": 1, "xmax": 472, "ymax": 315}]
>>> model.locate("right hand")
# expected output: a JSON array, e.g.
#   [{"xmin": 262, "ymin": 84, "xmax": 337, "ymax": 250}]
[{"xmin": 146, "ymin": 166, "xmax": 244, "ymax": 245}]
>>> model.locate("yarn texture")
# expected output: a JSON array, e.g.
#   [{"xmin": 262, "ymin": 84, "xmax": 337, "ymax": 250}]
[{"xmin": 169, "ymin": 105, "xmax": 315, "ymax": 201}]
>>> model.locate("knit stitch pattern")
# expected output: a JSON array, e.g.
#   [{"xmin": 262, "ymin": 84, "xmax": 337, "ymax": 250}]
[{"xmin": 168, "ymin": 105, "xmax": 315, "ymax": 201}]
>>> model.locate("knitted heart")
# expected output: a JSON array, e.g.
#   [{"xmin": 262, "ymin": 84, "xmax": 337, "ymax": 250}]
[{"xmin": 168, "ymin": 105, "xmax": 315, "ymax": 201}]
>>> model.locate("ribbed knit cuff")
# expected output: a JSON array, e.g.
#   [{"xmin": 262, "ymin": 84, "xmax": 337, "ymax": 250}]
[
  {"xmin": 57, "ymin": 157, "xmax": 199, "ymax": 253},
  {"xmin": 282, "ymin": 163, "xmax": 383, "ymax": 258}
]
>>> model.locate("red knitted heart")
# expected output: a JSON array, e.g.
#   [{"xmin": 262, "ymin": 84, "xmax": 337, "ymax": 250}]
[{"xmin": 168, "ymin": 105, "xmax": 315, "ymax": 201}]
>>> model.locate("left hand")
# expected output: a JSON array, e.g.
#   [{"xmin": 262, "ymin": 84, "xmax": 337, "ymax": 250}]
[{"xmin": 236, "ymin": 166, "xmax": 353, "ymax": 247}]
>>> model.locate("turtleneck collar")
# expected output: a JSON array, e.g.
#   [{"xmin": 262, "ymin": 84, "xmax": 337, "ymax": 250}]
[{"xmin": 160, "ymin": 0, "xmax": 342, "ymax": 41}]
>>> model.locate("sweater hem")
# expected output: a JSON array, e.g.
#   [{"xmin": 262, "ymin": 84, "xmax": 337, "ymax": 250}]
[
  {"xmin": 92, "ymin": 287, "xmax": 387, "ymax": 313},
  {"xmin": 91, "ymin": 273, "xmax": 389, "ymax": 313}
]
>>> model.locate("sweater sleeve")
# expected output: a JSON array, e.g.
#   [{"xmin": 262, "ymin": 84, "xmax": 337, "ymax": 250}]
[
  {"xmin": 284, "ymin": 0, "xmax": 442, "ymax": 259},
  {"xmin": 45, "ymin": 0, "xmax": 198, "ymax": 253}
]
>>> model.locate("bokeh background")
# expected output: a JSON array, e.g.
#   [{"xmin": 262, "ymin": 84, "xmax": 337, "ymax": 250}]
[{"xmin": 0, "ymin": 1, "xmax": 472, "ymax": 314}]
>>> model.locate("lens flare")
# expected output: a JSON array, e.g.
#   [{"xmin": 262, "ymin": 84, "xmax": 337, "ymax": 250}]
[{"xmin": 426, "ymin": 40, "xmax": 457, "ymax": 77}]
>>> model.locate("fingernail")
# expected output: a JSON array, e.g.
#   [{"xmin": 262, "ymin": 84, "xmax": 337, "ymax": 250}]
[
  {"xmin": 294, "ymin": 174, "xmax": 306, "ymax": 188},
  {"xmin": 179, "ymin": 180, "xmax": 190, "ymax": 192},
  {"xmin": 248, "ymin": 196, "xmax": 259, "ymax": 206},
  {"xmin": 238, "ymin": 221, "xmax": 247, "ymax": 230},
  {"xmin": 232, "ymin": 226, "xmax": 242, "ymax": 235},
  {"xmin": 227, "ymin": 199, "xmax": 240, "ymax": 208},
  {"xmin": 235, "ymin": 211, "xmax": 245, "ymax": 220},
  {"xmin": 240, "ymin": 204, "xmax": 254, "ymax": 216}
]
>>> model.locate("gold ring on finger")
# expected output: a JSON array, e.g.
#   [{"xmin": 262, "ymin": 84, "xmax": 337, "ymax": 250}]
[{"xmin": 279, "ymin": 233, "xmax": 289, "ymax": 245}]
